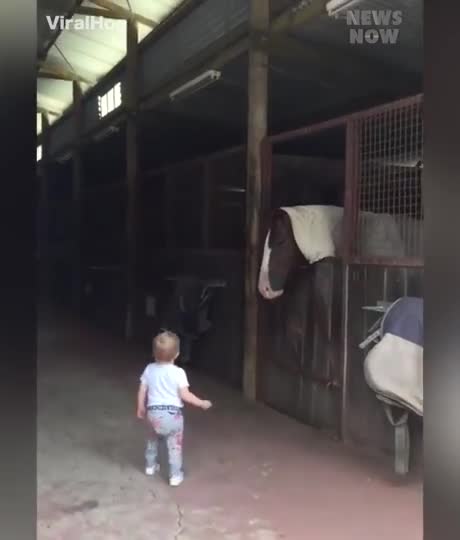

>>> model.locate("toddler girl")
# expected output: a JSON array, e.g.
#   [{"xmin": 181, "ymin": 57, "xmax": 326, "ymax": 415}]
[{"xmin": 137, "ymin": 331, "xmax": 212, "ymax": 486}]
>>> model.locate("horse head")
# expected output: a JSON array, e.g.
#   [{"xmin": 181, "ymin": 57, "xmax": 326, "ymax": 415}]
[{"xmin": 258, "ymin": 209, "xmax": 305, "ymax": 300}]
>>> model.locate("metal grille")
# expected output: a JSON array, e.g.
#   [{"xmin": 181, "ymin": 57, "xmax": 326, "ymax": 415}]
[{"xmin": 351, "ymin": 96, "xmax": 423, "ymax": 265}]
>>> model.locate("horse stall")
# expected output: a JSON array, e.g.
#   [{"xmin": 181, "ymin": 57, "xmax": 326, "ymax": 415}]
[
  {"xmin": 44, "ymin": 158, "xmax": 75, "ymax": 307},
  {"xmin": 257, "ymin": 95, "xmax": 424, "ymax": 471},
  {"xmin": 138, "ymin": 147, "xmax": 247, "ymax": 389},
  {"xmin": 80, "ymin": 128, "xmax": 128, "ymax": 335},
  {"xmin": 136, "ymin": 143, "xmax": 372, "ymax": 396}
]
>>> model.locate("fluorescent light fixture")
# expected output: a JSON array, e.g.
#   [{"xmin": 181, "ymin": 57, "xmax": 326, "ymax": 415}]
[
  {"xmin": 169, "ymin": 70, "xmax": 222, "ymax": 101},
  {"xmin": 98, "ymin": 82, "xmax": 122, "ymax": 119},
  {"xmin": 93, "ymin": 125, "xmax": 119, "ymax": 142},
  {"xmin": 219, "ymin": 186, "xmax": 246, "ymax": 193},
  {"xmin": 57, "ymin": 151, "xmax": 72, "ymax": 163},
  {"xmin": 37, "ymin": 145, "xmax": 43, "ymax": 162},
  {"xmin": 326, "ymin": 0, "xmax": 363, "ymax": 17}
]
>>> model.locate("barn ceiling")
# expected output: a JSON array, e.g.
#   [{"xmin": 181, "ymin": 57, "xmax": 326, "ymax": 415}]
[
  {"xmin": 39, "ymin": 0, "xmax": 423, "ymax": 167},
  {"xmin": 37, "ymin": 0, "xmax": 186, "ymax": 134},
  {"xmin": 137, "ymin": 0, "xmax": 422, "ymax": 139}
]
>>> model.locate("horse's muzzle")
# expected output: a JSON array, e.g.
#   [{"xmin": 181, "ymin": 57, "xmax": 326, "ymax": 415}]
[{"xmin": 258, "ymin": 270, "xmax": 284, "ymax": 300}]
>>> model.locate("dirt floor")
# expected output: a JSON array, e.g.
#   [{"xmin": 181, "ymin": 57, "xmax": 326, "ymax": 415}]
[{"xmin": 38, "ymin": 309, "xmax": 422, "ymax": 540}]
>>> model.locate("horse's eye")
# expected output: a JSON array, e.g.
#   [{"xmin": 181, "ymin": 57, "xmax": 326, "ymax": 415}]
[{"xmin": 271, "ymin": 237, "xmax": 286, "ymax": 248}]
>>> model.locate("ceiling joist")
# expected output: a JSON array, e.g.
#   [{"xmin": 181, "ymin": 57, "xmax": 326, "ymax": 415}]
[
  {"xmin": 89, "ymin": 0, "xmax": 158, "ymax": 28},
  {"xmin": 37, "ymin": 105, "xmax": 61, "ymax": 117},
  {"xmin": 38, "ymin": 64, "xmax": 93, "ymax": 85},
  {"xmin": 74, "ymin": 6, "xmax": 125, "ymax": 20}
]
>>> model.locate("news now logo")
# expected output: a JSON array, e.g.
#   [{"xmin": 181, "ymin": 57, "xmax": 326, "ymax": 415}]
[
  {"xmin": 335, "ymin": 9, "xmax": 403, "ymax": 45},
  {"xmin": 45, "ymin": 15, "xmax": 124, "ymax": 31}
]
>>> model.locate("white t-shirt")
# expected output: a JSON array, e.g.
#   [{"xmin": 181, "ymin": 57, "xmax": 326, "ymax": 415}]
[{"xmin": 140, "ymin": 362, "xmax": 189, "ymax": 408}]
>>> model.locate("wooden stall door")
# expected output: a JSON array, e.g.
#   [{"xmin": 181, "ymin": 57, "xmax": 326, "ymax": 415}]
[{"xmin": 259, "ymin": 260, "xmax": 343, "ymax": 436}]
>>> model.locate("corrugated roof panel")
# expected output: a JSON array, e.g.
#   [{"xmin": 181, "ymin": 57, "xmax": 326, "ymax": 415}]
[
  {"xmin": 53, "ymin": 22, "xmax": 127, "ymax": 76},
  {"xmin": 127, "ymin": 0, "xmax": 184, "ymax": 24},
  {"xmin": 37, "ymin": 78, "xmax": 74, "ymax": 122},
  {"xmin": 38, "ymin": 0, "xmax": 187, "ymax": 133}
]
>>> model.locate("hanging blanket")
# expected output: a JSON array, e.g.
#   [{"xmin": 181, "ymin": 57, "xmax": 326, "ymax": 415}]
[{"xmin": 364, "ymin": 297, "xmax": 423, "ymax": 416}]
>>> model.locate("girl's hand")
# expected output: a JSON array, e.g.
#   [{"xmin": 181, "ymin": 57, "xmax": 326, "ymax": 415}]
[
  {"xmin": 200, "ymin": 400, "xmax": 212, "ymax": 410},
  {"xmin": 137, "ymin": 407, "xmax": 146, "ymax": 419}
]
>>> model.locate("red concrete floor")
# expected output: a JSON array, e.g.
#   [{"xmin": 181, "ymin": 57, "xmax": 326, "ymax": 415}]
[{"xmin": 38, "ymin": 309, "xmax": 422, "ymax": 540}]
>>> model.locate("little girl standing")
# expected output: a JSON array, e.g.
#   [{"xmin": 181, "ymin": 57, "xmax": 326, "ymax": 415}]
[{"xmin": 137, "ymin": 331, "xmax": 212, "ymax": 486}]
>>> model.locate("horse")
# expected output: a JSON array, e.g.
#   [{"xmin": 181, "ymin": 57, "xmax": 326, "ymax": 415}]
[
  {"xmin": 258, "ymin": 205, "xmax": 422, "ymax": 474},
  {"xmin": 258, "ymin": 205, "xmax": 405, "ymax": 300},
  {"xmin": 257, "ymin": 205, "xmax": 347, "ymax": 386}
]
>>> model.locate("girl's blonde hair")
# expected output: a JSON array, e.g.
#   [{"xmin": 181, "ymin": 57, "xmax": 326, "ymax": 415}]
[{"xmin": 153, "ymin": 330, "xmax": 180, "ymax": 362}]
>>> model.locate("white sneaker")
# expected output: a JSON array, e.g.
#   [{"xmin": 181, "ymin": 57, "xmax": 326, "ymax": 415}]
[
  {"xmin": 169, "ymin": 473, "xmax": 184, "ymax": 487},
  {"xmin": 145, "ymin": 464, "xmax": 160, "ymax": 476}
]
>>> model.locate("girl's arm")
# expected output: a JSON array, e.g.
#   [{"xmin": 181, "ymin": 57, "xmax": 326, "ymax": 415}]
[
  {"xmin": 137, "ymin": 383, "xmax": 148, "ymax": 418},
  {"xmin": 179, "ymin": 386, "xmax": 212, "ymax": 409}
]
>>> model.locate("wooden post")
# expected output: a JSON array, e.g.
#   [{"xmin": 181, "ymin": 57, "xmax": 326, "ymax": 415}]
[
  {"xmin": 72, "ymin": 81, "xmax": 83, "ymax": 314},
  {"xmin": 163, "ymin": 171, "xmax": 175, "ymax": 249},
  {"xmin": 243, "ymin": 0, "xmax": 269, "ymax": 400},
  {"xmin": 125, "ymin": 19, "xmax": 140, "ymax": 339},
  {"xmin": 202, "ymin": 161, "xmax": 212, "ymax": 249},
  {"xmin": 341, "ymin": 119, "xmax": 361, "ymax": 443},
  {"xmin": 39, "ymin": 114, "xmax": 50, "ymax": 300}
]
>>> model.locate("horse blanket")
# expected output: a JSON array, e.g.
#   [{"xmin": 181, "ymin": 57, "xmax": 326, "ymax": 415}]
[
  {"xmin": 364, "ymin": 297, "xmax": 423, "ymax": 416},
  {"xmin": 275, "ymin": 205, "xmax": 405, "ymax": 264}
]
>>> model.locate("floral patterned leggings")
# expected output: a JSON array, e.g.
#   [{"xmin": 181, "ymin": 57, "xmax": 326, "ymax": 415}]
[{"xmin": 145, "ymin": 406, "xmax": 184, "ymax": 477}]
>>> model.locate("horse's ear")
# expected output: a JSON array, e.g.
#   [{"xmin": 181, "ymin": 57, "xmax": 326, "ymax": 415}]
[{"xmin": 267, "ymin": 209, "xmax": 282, "ymax": 236}]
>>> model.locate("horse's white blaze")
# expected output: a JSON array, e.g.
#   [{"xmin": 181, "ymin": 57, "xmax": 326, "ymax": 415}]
[{"xmin": 258, "ymin": 232, "xmax": 283, "ymax": 300}]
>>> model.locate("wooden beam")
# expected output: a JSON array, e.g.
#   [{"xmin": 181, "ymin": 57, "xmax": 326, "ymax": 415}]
[
  {"xmin": 38, "ymin": 71, "xmax": 76, "ymax": 82},
  {"xmin": 74, "ymin": 6, "xmax": 125, "ymax": 19},
  {"xmin": 202, "ymin": 162, "xmax": 212, "ymax": 249},
  {"xmin": 38, "ymin": 65, "xmax": 93, "ymax": 85},
  {"xmin": 124, "ymin": 19, "xmax": 140, "ymax": 339},
  {"xmin": 270, "ymin": 0, "xmax": 327, "ymax": 35},
  {"xmin": 37, "ymin": 105, "xmax": 61, "ymax": 117},
  {"xmin": 40, "ymin": 111, "xmax": 49, "ymax": 128},
  {"xmin": 164, "ymin": 173, "xmax": 175, "ymax": 249},
  {"xmin": 243, "ymin": 0, "xmax": 269, "ymax": 401},
  {"xmin": 39, "ymin": 0, "xmax": 84, "ymax": 60},
  {"xmin": 38, "ymin": 114, "xmax": 51, "ymax": 298},
  {"xmin": 91, "ymin": 0, "xmax": 157, "ymax": 28},
  {"xmin": 72, "ymin": 81, "xmax": 84, "ymax": 314}
]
